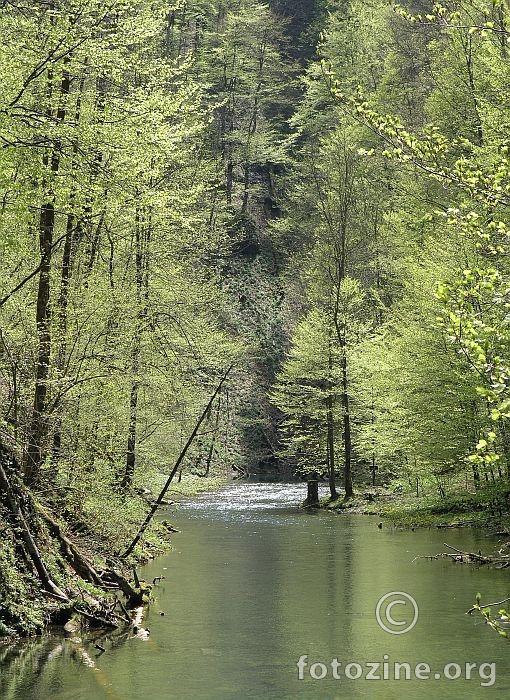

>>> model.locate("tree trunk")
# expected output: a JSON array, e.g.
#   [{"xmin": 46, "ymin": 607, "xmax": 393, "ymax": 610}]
[
  {"xmin": 333, "ymin": 281, "xmax": 354, "ymax": 499},
  {"xmin": 330, "ymin": 151, "xmax": 355, "ymax": 499},
  {"xmin": 25, "ymin": 66, "xmax": 70, "ymax": 485},
  {"xmin": 305, "ymin": 477, "xmax": 320, "ymax": 507},
  {"xmin": 123, "ymin": 375, "xmax": 139, "ymax": 490},
  {"xmin": 326, "ymin": 343, "xmax": 338, "ymax": 498},
  {"xmin": 25, "ymin": 196, "xmax": 56, "ymax": 485},
  {"xmin": 341, "ymin": 349, "xmax": 354, "ymax": 498},
  {"xmin": 121, "ymin": 206, "xmax": 146, "ymax": 490}
]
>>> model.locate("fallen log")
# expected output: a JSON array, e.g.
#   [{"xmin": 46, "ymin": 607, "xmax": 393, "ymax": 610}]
[
  {"xmin": 103, "ymin": 570, "xmax": 146, "ymax": 608},
  {"xmin": 0, "ymin": 452, "xmax": 68, "ymax": 601},
  {"xmin": 36, "ymin": 506, "xmax": 104, "ymax": 586}
]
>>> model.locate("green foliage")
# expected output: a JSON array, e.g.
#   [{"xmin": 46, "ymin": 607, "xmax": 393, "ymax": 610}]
[
  {"xmin": 3, "ymin": 0, "xmax": 510, "ymax": 635},
  {"xmin": 0, "ymin": 0, "xmax": 288, "ymax": 634},
  {"xmin": 470, "ymin": 591, "xmax": 510, "ymax": 641},
  {"xmin": 0, "ymin": 0, "xmax": 247, "ymax": 488},
  {"xmin": 268, "ymin": 0, "xmax": 510, "ymax": 500},
  {"xmin": 271, "ymin": 307, "xmax": 341, "ymax": 473},
  {"xmin": 0, "ymin": 535, "xmax": 45, "ymax": 636}
]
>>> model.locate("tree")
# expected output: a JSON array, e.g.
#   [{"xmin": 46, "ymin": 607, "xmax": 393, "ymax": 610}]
[{"xmin": 271, "ymin": 307, "xmax": 342, "ymax": 495}]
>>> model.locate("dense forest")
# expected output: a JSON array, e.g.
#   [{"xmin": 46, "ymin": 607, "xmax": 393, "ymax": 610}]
[{"xmin": 1, "ymin": 0, "xmax": 510, "ymax": 637}]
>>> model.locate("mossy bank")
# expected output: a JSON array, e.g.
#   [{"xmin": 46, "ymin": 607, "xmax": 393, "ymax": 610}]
[
  {"xmin": 323, "ymin": 481, "xmax": 510, "ymax": 533},
  {"xmin": 0, "ymin": 471, "xmax": 226, "ymax": 643}
]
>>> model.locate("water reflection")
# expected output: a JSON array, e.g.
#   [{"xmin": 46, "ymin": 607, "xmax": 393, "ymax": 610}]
[{"xmin": 1, "ymin": 482, "xmax": 509, "ymax": 700}]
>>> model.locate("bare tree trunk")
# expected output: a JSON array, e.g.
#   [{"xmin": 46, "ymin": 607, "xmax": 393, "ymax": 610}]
[
  {"xmin": 326, "ymin": 342, "xmax": 338, "ymax": 498},
  {"xmin": 25, "ymin": 65, "xmax": 70, "ymax": 485},
  {"xmin": 333, "ymin": 305, "xmax": 354, "ymax": 498},
  {"xmin": 123, "ymin": 372, "xmax": 139, "ymax": 489},
  {"xmin": 331, "ymin": 150, "xmax": 355, "ymax": 499},
  {"xmin": 25, "ymin": 179, "xmax": 57, "ymax": 484},
  {"xmin": 121, "ymin": 206, "xmax": 147, "ymax": 490},
  {"xmin": 341, "ymin": 348, "xmax": 353, "ymax": 498}
]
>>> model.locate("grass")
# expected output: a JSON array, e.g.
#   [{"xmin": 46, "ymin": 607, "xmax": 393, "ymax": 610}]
[
  {"xmin": 0, "ymin": 466, "xmax": 229, "ymax": 641},
  {"xmin": 322, "ymin": 480, "xmax": 510, "ymax": 531},
  {"xmin": 159, "ymin": 473, "xmax": 229, "ymax": 500}
]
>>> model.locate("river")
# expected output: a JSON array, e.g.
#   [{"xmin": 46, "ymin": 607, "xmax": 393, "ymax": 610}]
[{"xmin": 1, "ymin": 482, "xmax": 509, "ymax": 699}]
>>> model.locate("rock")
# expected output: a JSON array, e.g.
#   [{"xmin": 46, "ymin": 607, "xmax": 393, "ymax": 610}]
[{"xmin": 64, "ymin": 617, "xmax": 82, "ymax": 634}]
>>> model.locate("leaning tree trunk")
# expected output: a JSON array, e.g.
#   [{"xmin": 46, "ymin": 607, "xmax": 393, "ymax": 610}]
[{"xmin": 0, "ymin": 444, "xmax": 68, "ymax": 600}]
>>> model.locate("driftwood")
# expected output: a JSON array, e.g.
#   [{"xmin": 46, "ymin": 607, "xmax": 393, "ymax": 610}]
[{"xmin": 414, "ymin": 542, "xmax": 510, "ymax": 567}]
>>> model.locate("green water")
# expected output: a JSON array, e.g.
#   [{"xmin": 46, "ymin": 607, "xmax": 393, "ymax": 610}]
[{"xmin": 1, "ymin": 483, "xmax": 509, "ymax": 699}]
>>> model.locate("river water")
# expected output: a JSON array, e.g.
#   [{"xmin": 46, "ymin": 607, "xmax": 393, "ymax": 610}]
[{"xmin": 1, "ymin": 482, "xmax": 510, "ymax": 699}]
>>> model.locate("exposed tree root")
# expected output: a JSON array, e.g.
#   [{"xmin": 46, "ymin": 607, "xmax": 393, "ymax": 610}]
[
  {"xmin": 35, "ymin": 505, "xmax": 104, "ymax": 586},
  {"xmin": 0, "ymin": 439, "xmax": 152, "ymax": 632}
]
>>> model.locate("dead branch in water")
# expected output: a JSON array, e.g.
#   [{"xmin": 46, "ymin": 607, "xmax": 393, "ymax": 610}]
[{"xmin": 414, "ymin": 542, "xmax": 510, "ymax": 567}]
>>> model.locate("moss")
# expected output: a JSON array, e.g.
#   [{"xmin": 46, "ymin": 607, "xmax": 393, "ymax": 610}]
[
  {"xmin": 0, "ymin": 538, "xmax": 45, "ymax": 638},
  {"xmin": 0, "ymin": 466, "xmax": 191, "ymax": 638},
  {"xmin": 319, "ymin": 482, "xmax": 510, "ymax": 531}
]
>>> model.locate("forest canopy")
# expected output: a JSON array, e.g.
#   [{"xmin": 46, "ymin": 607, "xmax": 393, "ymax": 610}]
[{"xmin": 1, "ymin": 0, "xmax": 510, "ymax": 635}]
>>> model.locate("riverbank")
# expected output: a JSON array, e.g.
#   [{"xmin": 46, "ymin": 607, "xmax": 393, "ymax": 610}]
[
  {"xmin": 323, "ymin": 482, "xmax": 510, "ymax": 533},
  {"xmin": 3, "ymin": 473, "xmax": 508, "ymax": 643},
  {"xmin": 0, "ymin": 470, "xmax": 227, "ymax": 644},
  {"xmin": 154, "ymin": 474, "xmax": 229, "ymax": 502}
]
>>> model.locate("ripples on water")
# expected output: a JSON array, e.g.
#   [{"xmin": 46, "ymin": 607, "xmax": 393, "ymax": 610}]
[{"xmin": 175, "ymin": 481, "xmax": 331, "ymax": 523}]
